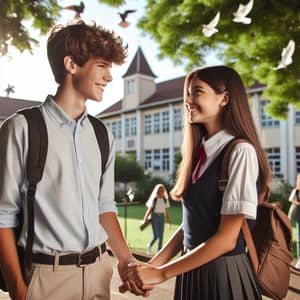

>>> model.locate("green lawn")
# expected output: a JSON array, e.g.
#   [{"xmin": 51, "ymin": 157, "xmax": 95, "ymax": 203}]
[
  {"xmin": 117, "ymin": 203, "xmax": 182, "ymax": 254},
  {"xmin": 117, "ymin": 203, "xmax": 298, "ymax": 258}
]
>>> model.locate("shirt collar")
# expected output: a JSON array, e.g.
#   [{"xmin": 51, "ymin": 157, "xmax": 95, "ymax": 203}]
[
  {"xmin": 44, "ymin": 95, "xmax": 88, "ymax": 127},
  {"xmin": 202, "ymin": 129, "xmax": 234, "ymax": 158}
]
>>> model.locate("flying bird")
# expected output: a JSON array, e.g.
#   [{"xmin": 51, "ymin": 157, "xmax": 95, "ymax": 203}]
[
  {"xmin": 202, "ymin": 12, "xmax": 220, "ymax": 37},
  {"xmin": 118, "ymin": 10, "xmax": 136, "ymax": 28},
  {"xmin": 64, "ymin": 1, "xmax": 85, "ymax": 19},
  {"xmin": 273, "ymin": 40, "xmax": 295, "ymax": 70},
  {"xmin": 233, "ymin": 0, "xmax": 254, "ymax": 24}
]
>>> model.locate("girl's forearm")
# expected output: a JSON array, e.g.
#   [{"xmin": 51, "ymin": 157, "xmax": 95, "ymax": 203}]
[{"xmin": 149, "ymin": 225, "xmax": 183, "ymax": 267}]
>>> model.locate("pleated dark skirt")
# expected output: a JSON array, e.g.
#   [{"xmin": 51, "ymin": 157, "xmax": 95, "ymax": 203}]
[{"xmin": 174, "ymin": 253, "xmax": 262, "ymax": 300}]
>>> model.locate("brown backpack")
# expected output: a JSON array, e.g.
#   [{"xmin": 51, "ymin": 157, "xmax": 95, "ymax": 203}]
[{"xmin": 220, "ymin": 139, "xmax": 293, "ymax": 300}]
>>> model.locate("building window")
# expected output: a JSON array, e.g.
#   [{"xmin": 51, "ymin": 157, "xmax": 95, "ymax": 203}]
[
  {"xmin": 296, "ymin": 110, "xmax": 300, "ymax": 124},
  {"xmin": 125, "ymin": 118, "xmax": 130, "ymax": 137},
  {"xmin": 174, "ymin": 108, "xmax": 182, "ymax": 131},
  {"xmin": 266, "ymin": 148, "xmax": 282, "ymax": 178},
  {"xmin": 153, "ymin": 112, "xmax": 160, "ymax": 134},
  {"xmin": 111, "ymin": 121, "xmax": 116, "ymax": 139},
  {"xmin": 260, "ymin": 100, "xmax": 280, "ymax": 128},
  {"xmin": 116, "ymin": 120, "xmax": 121, "ymax": 139},
  {"xmin": 131, "ymin": 117, "xmax": 136, "ymax": 136},
  {"xmin": 296, "ymin": 147, "xmax": 300, "ymax": 174},
  {"xmin": 110, "ymin": 121, "xmax": 121, "ymax": 139},
  {"xmin": 153, "ymin": 149, "xmax": 161, "ymax": 171},
  {"xmin": 162, "ymin": 111, "xmax": 169, "ymax": 133},
  {"xmin": 144, "ymin": 150, "xmax": 152, "ymax": 170},
  {"xmin": 162, "ymin": 148, "xmax": 170, "ymax": 171},
  {"xmin": 125, "ymin": 117, "xmax": 136, "ymax": 137},
  {"xmin": 144, "ymin": 114, "xmax": 152, "ymax": 135},
  {"xmin": 127, "ymin": 80, "xmax": 134, "ymax": 94}
]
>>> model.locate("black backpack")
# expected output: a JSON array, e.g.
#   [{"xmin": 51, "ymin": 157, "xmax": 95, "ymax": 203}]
[{"xmin": 0, "ymin": 106, "xmax": 109, "ymax": 291}]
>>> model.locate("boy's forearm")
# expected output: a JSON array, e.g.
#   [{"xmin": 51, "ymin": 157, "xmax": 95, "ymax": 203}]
[
  {"xmin": 0, "ymin": 228, "xmax": 26, "ymax": 296},
  {"xmin": 99, "ymin": 212, "xmax": 133, "ymax": 264}
]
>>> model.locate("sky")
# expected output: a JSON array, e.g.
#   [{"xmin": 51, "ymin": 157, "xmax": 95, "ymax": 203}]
[{"xmin": 0, "ymin": 0, "xmax": 218, "ymax": 115}]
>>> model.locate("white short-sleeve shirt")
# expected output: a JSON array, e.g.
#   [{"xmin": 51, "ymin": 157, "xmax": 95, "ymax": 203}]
[{"xmin": 197, "ymin": 130, "xmax": 259, "ymax": 219}]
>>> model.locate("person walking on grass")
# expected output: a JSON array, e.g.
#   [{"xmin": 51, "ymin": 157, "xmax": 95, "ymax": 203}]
[{"xmin": 143, "ymin": 184, "xmax": 171, "ymax": 255}]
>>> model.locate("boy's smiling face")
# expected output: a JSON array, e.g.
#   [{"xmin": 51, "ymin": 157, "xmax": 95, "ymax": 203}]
[{"xmin": 71, "ymin": 56, "xmax": 113, "ymax": 102}]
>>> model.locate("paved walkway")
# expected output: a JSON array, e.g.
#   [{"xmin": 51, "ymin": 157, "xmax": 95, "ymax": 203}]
[{"xmin": 1, "ymin": 256, "xmax": 299, "ymax": 300}]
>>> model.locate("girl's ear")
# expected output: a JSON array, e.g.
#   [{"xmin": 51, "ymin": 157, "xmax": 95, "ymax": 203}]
[
  {"xmin": 64, "ymin": 56, "xmax": 76, "ymax": 74},
  {"xmin": 220, "ymin": 91, "xmax": 229, "ymax": 107}
]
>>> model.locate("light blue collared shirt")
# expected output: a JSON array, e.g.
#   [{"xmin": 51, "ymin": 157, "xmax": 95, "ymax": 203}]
[{"xmin": 0, "ymin": 96, "xmax": 117, "ymax": 254}]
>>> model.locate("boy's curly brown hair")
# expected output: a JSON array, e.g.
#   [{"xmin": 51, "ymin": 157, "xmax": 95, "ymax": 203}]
[{"xmin": 47, "ymin": 21, "xmax": 128, "ymax": 84}]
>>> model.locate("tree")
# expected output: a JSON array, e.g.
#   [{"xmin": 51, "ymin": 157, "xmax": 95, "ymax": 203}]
[
  {"xmin": 4, "ymin": 84, "xmax": 15, "ymax": 97},
  {"xmin": 100, "ymin": 0, "xmax": 300, "ymax": 118},
  {"xmin": 115, "ymin": 154, "xmax": 144, "ymax": 183},
  {"xmin": 0, "ymin": 0, "xmax": 60, "ymax": 56}
]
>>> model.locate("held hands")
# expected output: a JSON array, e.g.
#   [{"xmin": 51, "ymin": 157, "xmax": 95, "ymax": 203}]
[
  {"xmin": 118, "ymin": 259, "xmax": 153, "ymax": 297},
  {"xmin": 119, "ymin": 261, "xmax": 166, "ymax": 294}
]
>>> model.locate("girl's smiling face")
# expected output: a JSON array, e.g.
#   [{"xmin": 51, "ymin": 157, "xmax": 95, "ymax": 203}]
[{"xmin": 185, "ymin": 78, "xmax": 228, "ymax": 136}]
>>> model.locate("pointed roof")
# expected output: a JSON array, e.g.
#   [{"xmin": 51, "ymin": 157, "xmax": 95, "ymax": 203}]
[{"xmin": 123, "ymin": 47, "xmax": 157, "ymax": 78}]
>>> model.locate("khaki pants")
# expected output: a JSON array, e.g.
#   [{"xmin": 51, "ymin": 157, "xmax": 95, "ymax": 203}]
[{"xmin": 25, "ymin": 251, "xmax": 113, "ymax": 300}]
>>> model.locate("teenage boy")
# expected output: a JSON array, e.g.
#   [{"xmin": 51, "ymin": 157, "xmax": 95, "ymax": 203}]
[{"xmin": 0, "ymin": 21, "xmax": 147, "ymax": 300}]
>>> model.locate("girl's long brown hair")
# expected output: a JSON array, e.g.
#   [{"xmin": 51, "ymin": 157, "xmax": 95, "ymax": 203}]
[{"xmin": 170, "ymin": 66, "xmax": 271, "ymax": 200}]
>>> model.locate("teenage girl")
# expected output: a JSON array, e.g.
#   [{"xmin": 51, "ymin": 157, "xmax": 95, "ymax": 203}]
[
  {"xmin": 124, "ymin": 66, "xmax": 271, "ymax": 299},
  {"xmin": 143, "ymin": 184, "xmax": 171, "ymax": 255}
]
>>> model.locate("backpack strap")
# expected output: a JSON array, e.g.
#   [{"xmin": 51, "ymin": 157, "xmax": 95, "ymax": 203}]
[
  {"xmin": 18, "ymin": 106, "xmax": 48, "ymax": 282},
  {"xmin": 151, "ymin": 198, "xmax": 158, "ymax": 213},
  {"xmin": 87, "ymin": 115, "xmax": 109, "ymax": 182},
  {"xmin": 219, "ymin": 138, "xmax": 259, "ymax": 273}
]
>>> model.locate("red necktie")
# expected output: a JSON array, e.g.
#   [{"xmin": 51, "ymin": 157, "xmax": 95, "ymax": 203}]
[{"xmin": 192, "ymin": 145, "xmax": 207, "ymax": 183}]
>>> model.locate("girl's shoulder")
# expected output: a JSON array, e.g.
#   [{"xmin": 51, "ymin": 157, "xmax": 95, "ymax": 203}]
[
  {"xmin": 231, "ymin": 141, "xmax": 256, "ymax": 156},
  {"xmin": 228, "ymin": 141, "xmax": 258, "ymax": 166}
]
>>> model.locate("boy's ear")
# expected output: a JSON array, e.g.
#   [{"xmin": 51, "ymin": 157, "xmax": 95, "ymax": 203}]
[
  {"xmin": 64, "ymin": 56, "xmax": 76, "ymax": 74},
  {"xmin": 220, "ymin": 91, "xmax": 229, "ymax": 107}
]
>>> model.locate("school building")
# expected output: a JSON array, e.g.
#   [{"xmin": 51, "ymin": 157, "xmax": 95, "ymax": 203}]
[{"xmin": 97, "ymin": 47, "xmax": 300, "ymax": 186}]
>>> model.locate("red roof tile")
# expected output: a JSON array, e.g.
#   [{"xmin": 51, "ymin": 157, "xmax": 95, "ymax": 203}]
[
  {"xmin": 141, "ymin": 76, "xmax": 185, "ymax": 105},
  {"xmin": 0, "ymin": 97, "xmax": 41, "ymax": 119},
  {"xmin": 99, "ymin": 99, "xmax": 122, "ymax": 116},
  {"xmin": 123, "ymin": 47, "xmax": 157, "ymax": 78}
]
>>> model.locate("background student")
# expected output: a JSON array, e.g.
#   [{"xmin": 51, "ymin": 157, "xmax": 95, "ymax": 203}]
[{"xmin": 143, "ymin": 184, "xmax": 171, "ymax": 255}]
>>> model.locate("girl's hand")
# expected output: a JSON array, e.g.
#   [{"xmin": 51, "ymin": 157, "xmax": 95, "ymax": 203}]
[
  {"xmin": 127, "ymin": 262, "xmax": 167, "ymax": 288},
  {"xmin": 118, "ymin": 261, "xmax": 154, "ymax": 296}
]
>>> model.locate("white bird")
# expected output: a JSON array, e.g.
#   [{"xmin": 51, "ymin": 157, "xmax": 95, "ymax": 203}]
[
  {"xmin": 233, "ymin": 0, "xmax": 254, "ymax": 24},
  {"xmin": 202, "ymin": 12, "xmax": 220, "ymax": 37},
  {"xmin": 273, "ymin": 40, "xmax": 295, "ymax": 70}
]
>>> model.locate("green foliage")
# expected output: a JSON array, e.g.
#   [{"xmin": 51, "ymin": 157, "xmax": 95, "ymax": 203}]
[
  {"xmin": 115, "ymin": 154, "xmax": 144, "ymax": 183},
  {"xmin": 0, "ymin": 0, "xmax": 60, "ymax": 56},
  {"xmin": 136, "ymin": 0, "xmax": 300, "ymax": 118},
  {"xmin": 269, "ymin": 180, "xmax": 293, "ymax": 214},
  {"xmin": 172, "ymin": 152, "xmax": 182, "ymax": 181},
  {"xmin": 97, "ymin": 0, "xmax": 125, "ymax": 7}
]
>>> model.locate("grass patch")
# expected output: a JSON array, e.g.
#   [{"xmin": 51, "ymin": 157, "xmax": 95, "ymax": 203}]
[
  {"xmin": 117, "ymin": 203, "xmax": 182, "ymax": 254},
  {"xmin": 117, "ymin": 203, "xmax": 298, "ymax": 258}
]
